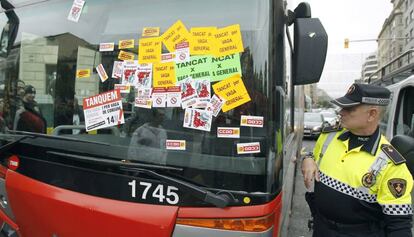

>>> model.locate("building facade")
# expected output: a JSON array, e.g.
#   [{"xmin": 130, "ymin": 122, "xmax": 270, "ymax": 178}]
[
  {"xmin": 377, "ymin": 0, "xmax": 404, "ymax": 70},
  {"xmin": 361, "ymin": 52, "xmax": 378, "ymax": 83}
]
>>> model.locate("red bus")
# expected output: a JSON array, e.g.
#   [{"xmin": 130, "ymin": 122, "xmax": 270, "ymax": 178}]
[{"xmin": 0, "ymin": 0, "xmax": 326, "ymax": 236}]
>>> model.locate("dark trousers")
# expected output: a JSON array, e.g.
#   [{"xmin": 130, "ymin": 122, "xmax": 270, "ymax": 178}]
[{"xmin": 313, "ymin": 215, "xmax": 385, "ymax": 237}]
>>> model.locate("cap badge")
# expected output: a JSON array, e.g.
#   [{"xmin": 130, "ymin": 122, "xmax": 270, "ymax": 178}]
[{"xmin": 346, "ymin": 85, "xmax": 355, "ymax": 95}]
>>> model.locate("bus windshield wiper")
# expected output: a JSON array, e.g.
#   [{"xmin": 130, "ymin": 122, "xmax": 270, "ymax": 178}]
[
  {"xmin": 47, "ymin": 151, "xmax": 183, "ymax": 172},
  {"xmin": 48, "ymin": 152, "xmax": 234, "ymax": 207},
  {"xmin": 119, "ymin": 166, "xmax": 236, "ymax": 208},
  {"xmin": 0, "ymin": 130, "xmax": 110, "ymax": 155}
]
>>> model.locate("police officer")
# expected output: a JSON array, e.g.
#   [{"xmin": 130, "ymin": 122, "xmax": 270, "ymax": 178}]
[{"xmin": 302, "ymin": 83, "xmax": 413, "ymax": 237}]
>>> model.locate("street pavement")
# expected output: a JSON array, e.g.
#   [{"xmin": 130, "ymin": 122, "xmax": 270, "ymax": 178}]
[{"xmin": 287, "ymin": 139, "xmax": 314, "ymax": 237}]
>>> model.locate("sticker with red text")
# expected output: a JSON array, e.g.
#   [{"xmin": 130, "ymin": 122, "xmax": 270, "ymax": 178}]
[
  {"xmin": 121, "ymin": 60, "xmax": 138, "ymax": 85},
  {"xmin": 240, "ymin": 115, "xmax": 264, "ymax": 128},
  {"xmin": 67, "ymin": 0, "xmax": 85, "ymax": 22},
  {"xmin": 152, "ymin": 87, "xmax": 167, "ymax": 108},
  {"xmin": 183, "ymin": 108, "xmax": 212, "ymax": 132},
  {"xmin": 96, "ymin": 64, "xmax": 108, "ymax": 82},
  {"xmin": 99, "ymin": 42, "xmax": 115, "ymax": 52},
  {"xmin": 166, "ymin": 86, "xmax": 182, "ymax": 107},
  {"xmin": 217, "ymin": 127, "xmax": 240, "ymax": 138},
  {"xmin": 175, "ymin": 42, "xmax": 190, "ymax": 63},
  {"xmin": 135, "ymin": 88, "xmax": 152, "ymax": 109},
  {"xmin": 112, "ymin": 61, "xmax": 123, "ymax": 79},
  {"xmin": 194, "ymin": 79, "xmax": 211, "ymax": 108},
  {"xmin": 83, "ymin": 90, "xmax": 124, "ymax": 131},
  {"xmin": 135, "ymin": 64, "xmax": 152, "ymax": 88},
  {"xmin": 179, "ymin": 77, "xmax": 197, "ymax": 108},
  {"xmin": 206, "ymin": 94, "xmax": 225, "ymax": 117},
  {"xmin": 166, "ymin": 140, "xmax": 186, "ymax": 150},
  {"xmin": 237, "ymin": 142, "xmax": 261, "ymax": 154},
  {"xmin": 114, "ymin": 84, "xmax": 131, "ymax": 94},
  {"xmin": 161, "ymin": 53, "xmax": 176, "ymax": 63}
]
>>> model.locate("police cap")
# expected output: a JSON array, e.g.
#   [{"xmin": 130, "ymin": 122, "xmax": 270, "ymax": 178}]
[{"xmin": 331, "ymin": 83, "xmax": 390, "ymax": 108}]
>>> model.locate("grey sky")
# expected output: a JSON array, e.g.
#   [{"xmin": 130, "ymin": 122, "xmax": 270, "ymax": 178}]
[{"xmin": 293, "ymin": 0, "xmax": 393, "ymax": 97}]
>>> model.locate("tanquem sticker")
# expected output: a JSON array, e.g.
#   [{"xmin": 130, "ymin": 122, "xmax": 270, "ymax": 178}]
[
  {"xmin": 83, "ymin": 90, "xmax": 125, "ymax": 132},
  {"xmin": 217, "ymin": 127, "xmax": 240, "ymax": 138},
  {"xmin": 166, "ymin": 140, "xmax": 186, "ymax": 150},
  {"xmin": 240, "ymin": 115, "xmax": 264, "ymax": 128},
  {"xmin": 237, "ymin": 142, "xmax": 261, "ymax": 154}
]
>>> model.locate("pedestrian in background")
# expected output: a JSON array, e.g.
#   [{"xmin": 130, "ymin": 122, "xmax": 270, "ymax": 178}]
[
  {"xmin": 13, "ymin": 85, "xmax": 46, "ymax": 133},
  {"xmin": 302, "ymin": 83, "xmax": 413, "ymax": 237}
]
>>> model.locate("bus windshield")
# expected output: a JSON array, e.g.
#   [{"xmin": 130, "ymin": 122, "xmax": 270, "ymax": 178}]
[{"xmin": 0, "ymin": 0, "xmax": 276, "ymax": 197}]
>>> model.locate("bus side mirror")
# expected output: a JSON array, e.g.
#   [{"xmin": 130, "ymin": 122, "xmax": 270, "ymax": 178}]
[{"xmin": 292, "ymin": 18, "xmax": 328, "ymax": 85}]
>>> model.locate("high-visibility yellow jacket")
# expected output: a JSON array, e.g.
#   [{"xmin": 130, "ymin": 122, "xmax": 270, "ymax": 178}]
[{"xmin": 313, "ymin": 128, "xmax": 413, "ymax": 236}]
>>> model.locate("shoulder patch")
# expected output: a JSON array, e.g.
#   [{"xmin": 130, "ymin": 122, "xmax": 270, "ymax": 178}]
[
  {"xmin": 387, "ymin": 178, "xmax": 407, "ymax": 198},
  {"xmin": 381, "ymin": 144, "xmax": 406, "ymax": 165},
  {"xmin": 321, "ymin": 126, "xmax": 342, "ymax": 133}
]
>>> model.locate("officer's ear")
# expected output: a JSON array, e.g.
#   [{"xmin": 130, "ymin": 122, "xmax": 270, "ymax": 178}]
[{"xmin": 367, "ymin": 106, "xmax": 380, "ymax": 122}]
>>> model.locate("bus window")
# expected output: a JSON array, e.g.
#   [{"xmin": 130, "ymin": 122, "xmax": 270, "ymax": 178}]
[{"xmin": 394, "ymin": 86, "xmax": 414, "ymax": 137}]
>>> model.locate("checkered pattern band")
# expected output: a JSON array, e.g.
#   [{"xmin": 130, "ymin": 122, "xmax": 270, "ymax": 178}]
[
  {"xmin": 361, "ymin": 97, "xmax": 390, "ymax": 105},
  {"xmin": 319, "ymin": 171, "xmax": 377, "ymax": 203},
  {"xmin": 382, "ymin": 204, "xmax": 413, "ymax": 215}
]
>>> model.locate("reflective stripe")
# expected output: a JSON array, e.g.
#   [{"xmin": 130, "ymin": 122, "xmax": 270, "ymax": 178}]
[
  {"xmin": 317, "ymin": 132, "xmax": 337, "ymax": 166},
  {"xmin": 319, "ymin": 171, "xmax": 377, "ymax": 203},
  {"xmin": 382, "ymin": 204, "xmax": 413, "ymax": 215}
]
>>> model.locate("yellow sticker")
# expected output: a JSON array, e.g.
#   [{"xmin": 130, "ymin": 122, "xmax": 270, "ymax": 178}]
[
  {"xmin": 138, "ymin": 37, "xmax": 162, "ymax": 64},
  {"xmin": 190, "ymin": 27, "xmax": 217, "ymax": 55},
  {"xmin": 162, "ymin": 20, "xmax": 192, "ymax": 53},
  {"xmin": 143, "ymin": 27, "xmax": 160, "ymax": 37},
  {"xmin": 214, "ymin": 24, "xmax": 244, "ymax": 57},
  {"xmin": 118, "ymin": 39, "xmax": 135, "ymax": 49},
  {"xmin": 118, "ymin": 50, "xmax": 135, "ymax": 61},
  {"xmin": 153, "ymin": 62, "xmax": 176, "ymax": 88},
  {"xmin": 76, "ymin": 69, "xmax": 91, "ymax": 78},
  {"xmin": 212, "ymin": 74, "xmax": 250, "ymax": 112}
]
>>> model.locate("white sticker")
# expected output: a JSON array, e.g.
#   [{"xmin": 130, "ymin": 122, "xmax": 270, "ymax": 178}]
[
  {"xmin": 135, "ymin": 88, "xmax": 153, "ymax": 109},
  {"xmin": 183, "ymin": 108, "xmax": 212, "ymax": 132},
  {"xmin": 166, "ymin": 140, "xmax": 186, "ymax": 150},
  {"xmin": 237, "ymin": 142, "xmax": 261, "ymax": 154},
  {"xmin": 240, "ymin": 115, "xmax": 264, "ymax": 128},
  {"xmin": 152, "ymin": 87, "xmax": 167, "ymax": 108},
  {"xmin": 134, "ymin": 98, "xmax": 152, "ymax": 109},
  {"xmin": 112, "ymin": 61, "xmax": 123, "ymax": 79},
  {"xmin": 217, "ymin": 127, "xmax": 240, "ymax": 138},
  {"xmin": 135, "ymin": 63, "xmax": 152, "ymax": 88},
  {"xmin": 135, "ymin": 87, "xmax": 152, "ymax": 109},
  {"xmin": 161, "ymin": 53, "xmax": 176, "ymax": 63},
  {"xmin": 206, "ymin": 94, "xmax": 225, "ymax": 117},
  {"xmin": 96, "ymin": 64, "xmax": 108, "ymax": 82},
  {"xmin": 167, "ymin": 86, "xmax": 182, "ymax": 107},
  {"xmin": 179, "ymin": 77, "xmax": 197, "ymax": 108},
  {"xmin": 67, "ymin": 0, "xmax": 85, "ymax": 22},
  {"xmin": 175, "ymin": 42, "xmax": 190, "ymax": 63},
  {"xmin": 99, "ymin": 42, "xmax": 115, "ymax": 52},
  {"xmin": 195, "ymin": 79, "xmax": 211, "ymax": 107},
  {"xmin": 83, "ymin": 90, "xmax": 125, "ymax": 132},
  {"xmin": 114, "ymin": 84, "xmax": 130, "ymax": 94},
  {"xmin": 122, "ymin": 60, "xmax": 138, "ymax": 86}
]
